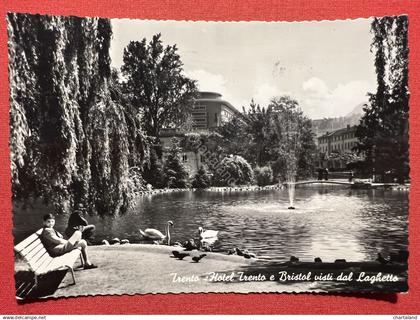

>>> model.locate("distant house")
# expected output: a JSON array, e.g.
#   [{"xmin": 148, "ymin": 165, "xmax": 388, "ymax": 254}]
[
  {"xmin": 311, "ymin": 103, "xmax": 365, "ymax": 145},
  {"xmin": 318, "ymin": 125, "xmax": 359, "ymax": 170},
  {"xmin": 159, "ymin": 130, "xmax": 206, "ymax": 176},
  {"xmin": 159, "ymin": 91, "xmax": 239, "ymax": 176},
  {"xmin": 318, "ymin": 125, "xmax": 358, "ymax": 155}
]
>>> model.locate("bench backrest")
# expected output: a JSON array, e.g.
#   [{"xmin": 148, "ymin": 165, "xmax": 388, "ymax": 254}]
[{"xmin": 14, "ymin": 229, "xmax": 54, "ymax": 275}]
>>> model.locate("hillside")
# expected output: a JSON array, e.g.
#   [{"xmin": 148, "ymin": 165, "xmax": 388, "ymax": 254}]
[{"xmin": 311, "ymin": 103, "xmax": 366, "ymax": 138}]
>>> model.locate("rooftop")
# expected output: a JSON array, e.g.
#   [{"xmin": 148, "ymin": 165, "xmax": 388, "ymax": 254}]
[
  {"xmin": 198, "ymin": 91, "xmax": 222, "ymax": 99},
  {"xmin": 196, "ymin": 91, "xmax": 240, "ymax": 115},
  {"xmin": 318, "ymin": 125, "xmax": 358, "ymax": 139}
]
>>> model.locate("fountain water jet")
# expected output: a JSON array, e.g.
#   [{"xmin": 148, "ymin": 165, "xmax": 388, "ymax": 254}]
[
  {"xmin": 285, "ymin": 152, "xmax": 298, "ymax": 209},
  {"xmin": 287, "ymin": 179, "xmax": 296, "ymax": 209},
  {"xmin": 272, "ymin": 101, "xmax": 303, "ymax": 210}
]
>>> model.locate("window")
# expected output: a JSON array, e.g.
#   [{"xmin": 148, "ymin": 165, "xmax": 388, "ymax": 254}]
[
  {"xmin": 221, "ymin": 109, "xmax": 232, "ymax": 123},
  {"xmin": 182, "ymin": 154, "xmax": 188, "ymax": 162},
  {"xmin": 200, "ymin": 154, "xmax": 205, "ymax": 163}
]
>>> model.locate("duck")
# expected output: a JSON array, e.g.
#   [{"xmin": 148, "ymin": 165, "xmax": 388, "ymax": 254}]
[
  {"xmin": 183, "ymin": 239, "xmax": 199, "ymax": 251},
  {"xmin": 172, "ymin": 251, "xmax": 190, "ymax": 260},
  {"xmin": 198, "ymin": 226, "xmax": 219, "ymax": 239},
  {"xmin": 192, "ymin": 254, "xmax": 207, "ymax": 263},
  {"xmin": 243, "ymin": 252, "xmax": 256, "ymax": 259},
  {"xmin": 227, "ymin": 248, "xmax": 236, "ymax": 255},
  {"xmin": 334, "ymin": 259, "xmax": 347, "ymax": 263},
  {"xmin": 173, "ymin": 241, "xmax": 184, "ymax": 248},
  {"xmin": 234, "ymin": 247, "xmax": 245, "ymax": 256},
  {"xmin": 376, "ymin": 253, "xmax": 390, "ymax": 264},
  {"xmin": 109, "ymin": 237, "xmax": 120, "ymax": 245},
  {"xmin": 290, "ymin": 256, "xmax": 299, "ymax": 263},
  {"xmin": 139, "ymin": 220, "xmax": 174, "ymax": 245}
]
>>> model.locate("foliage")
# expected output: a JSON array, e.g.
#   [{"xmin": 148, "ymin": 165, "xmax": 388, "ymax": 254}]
[
  {"xmin": 142, "ymin": 147, "xmax": 165, "ymax": 188},
  {"xmin": 269, "ymin": 96, "xmax": 317, "ymax": 181},
  {"xmin": 327, "ymin": 151, "xmax": 365, "ymax": 163},
  {"xmin": 242, "ymin": 100, "xmax": 277, "ymax": 166},
  {"xmin": 8, "ymin": 13, "xmax": 149, "ymax": 215},
  {"xmin": 216, "ymin": 101, "xmax": 278, "ymax": 166},
  {"xmin": 191, "ymin": 166, "xmax": 211, "ymax": 189},
  {"xmin": 121, "ymin": 34, "xmax": 198, "ymax": 137},
  {"xmin": 126, "ymin": 166, "xmax": 147, "ymax": 200},
  {"xmin": 356, "ymin": 16, "xmax": 409, "ymax": 183},
  {"xmin": 181, "ymin": 131, "xmax": 224, "ymax": 155},
  {"xmin": 212, "ymin": 155, "xmax": 254, "ymax": 187},
  {"xmin": 216, "ymin": 116, "xmax": 248, "ymax": 159},
  {"xmin": 254, "ymin": 166, "xmax": 273, "ymax": 186},
  {"xmin": 163, "ymin": 138, "xmax": 189, "ymax": 188},
  {"xmin": 217, "ymin": 97, "xmax": 316, "ymax": 182}
]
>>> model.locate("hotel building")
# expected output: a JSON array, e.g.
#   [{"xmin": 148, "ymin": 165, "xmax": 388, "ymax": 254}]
[
  {"xmin": 159, "ymin": 91, "xmax": 240, "ymax": 175},
  {"xmin": 317, "ymin": 125, "xmax": 359, "ymax": 169},
  {"xmin": 318, "ymin": 125, "xmax": 358, "ymax": 155}
]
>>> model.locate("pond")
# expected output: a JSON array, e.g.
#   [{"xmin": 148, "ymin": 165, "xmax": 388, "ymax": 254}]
[{"xmin": 13, "ymin": 185, "xmax": 408, "ymax": 262}]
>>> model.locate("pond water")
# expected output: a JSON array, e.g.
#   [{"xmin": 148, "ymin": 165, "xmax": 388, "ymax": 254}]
[{"xmin": 13, "ymin": 185, "xmax": 408, "ymax": 262}]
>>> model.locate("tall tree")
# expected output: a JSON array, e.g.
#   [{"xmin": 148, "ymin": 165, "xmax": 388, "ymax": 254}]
[
  {"xmin": 242, "ymin": 100, "xmax": 276, "ymax": 167},
  {"xmin": 216, "ymin": 116, "xmax": 248, "ymax": 158},
  {"xmin": 270, "ymin": 96, "xmax": 316, "ymax": 181},
  {"xmin": 216, "ymin": 101, "xmax": 277, "ymax": 166},
  {"xmin": 216, "ymin": 96, "xmax": 316, "ymax": 180},
  {"xmin": 8, "ymin": 13, "xmax": 149, "ymax": 215},
  {"xmin": 121, "ymin": 34, "xmax": 198, "ymax": 138},
  {"xmin": 356, "ymin": 16, "xmax": 409, "ymax": 183}
]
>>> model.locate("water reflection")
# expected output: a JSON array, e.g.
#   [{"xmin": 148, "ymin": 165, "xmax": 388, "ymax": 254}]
[{"xmin": 13, "ymin": 186, "xmax": 408, "ymax": 262}]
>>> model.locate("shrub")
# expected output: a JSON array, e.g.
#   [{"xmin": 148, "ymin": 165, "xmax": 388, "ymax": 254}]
[
  {"xmin": 192, "ymin": 166, "xmax": 211, "ymax": 189},
  {"xmin": 254, "ymin": 166, "xmax": 273, "ymax": 186},
  {"xmin": 162, "ymin": 138, "xmax": 189, "ymax": 188},
  {"xmin": 143, "ymin": 148, "xmax": 165, "ymax": 188},
  {"xmin": 212, "ymin": 155, "xmax": 254, "ymax": 186}
]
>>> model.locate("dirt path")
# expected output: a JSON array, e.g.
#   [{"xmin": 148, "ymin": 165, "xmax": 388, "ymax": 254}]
[{"xmin": 42, "ymin": 244, "xmax": 309, "ymax": 298}]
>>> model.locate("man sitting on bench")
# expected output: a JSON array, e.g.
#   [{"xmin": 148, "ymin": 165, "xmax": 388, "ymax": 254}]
[
  {"xmin": 40, "ymin": 213, "xmax": 98, "ymax": 270},
  {"xmin": 64, "ymin": 206, "xmax": 96, "ymax": 241}
]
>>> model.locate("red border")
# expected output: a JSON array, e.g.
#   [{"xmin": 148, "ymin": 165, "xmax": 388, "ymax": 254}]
[{"xmin": 1, "ymin": 0, "xmax": 419, "ymax": 315}]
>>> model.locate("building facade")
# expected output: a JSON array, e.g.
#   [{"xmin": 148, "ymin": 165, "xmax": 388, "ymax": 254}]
[
  {"xmin": 159, "ymin": 130, "xmax": 206, "ymax": 176},
  {"xmin": 318, "ymin": 125, "xmax": 359, "ymax": 169},
  {"xmin": 159, "ymin": 92, "xmax": 239, "ymax": 176},
  {"xmin": 191, "ymin": 91, "xmax": 239, "ymax": 130},
  {"xmin": 318, "ymin": 125, "xmax": 358, "ymax": 155}
]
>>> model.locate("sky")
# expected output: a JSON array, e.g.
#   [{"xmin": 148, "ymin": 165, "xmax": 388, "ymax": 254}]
[{"xmin": 110, "ymin": 18, "xmax": 376, "ymax": 119}]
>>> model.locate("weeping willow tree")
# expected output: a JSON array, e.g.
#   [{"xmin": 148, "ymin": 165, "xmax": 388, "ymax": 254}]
[{"xmin": 8, "ymin": 13, "xmax": 149, "ymax": 215}]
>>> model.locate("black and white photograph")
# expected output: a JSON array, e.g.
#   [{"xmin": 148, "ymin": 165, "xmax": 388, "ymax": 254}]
[{"xmin": 9, "ymin": 13, "xmax": 409, "ymax": 300}]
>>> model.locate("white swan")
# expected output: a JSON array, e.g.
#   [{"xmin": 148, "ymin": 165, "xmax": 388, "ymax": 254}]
[
  {"xmin": 198, "ymin": 226, "xmax": 219, "ymax": 239},
  {"xmin": 139, "ymin": 221, "xmax": 174, "ymax": 245}
]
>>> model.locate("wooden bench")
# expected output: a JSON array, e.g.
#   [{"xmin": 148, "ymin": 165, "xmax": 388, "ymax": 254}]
[{"xmin": 14, "ymin": 228, "xmax": 84, "ymax": 297}]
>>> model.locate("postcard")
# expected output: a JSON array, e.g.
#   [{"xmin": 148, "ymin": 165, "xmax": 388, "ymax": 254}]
[{"xmin": 9, "ymin": 12, "xmax": 409, "ymax": 299}]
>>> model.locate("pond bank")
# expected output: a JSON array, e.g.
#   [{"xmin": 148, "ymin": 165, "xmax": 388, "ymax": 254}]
[
  {"xmin": 137, "ymin": 184, "xmax": 284, "ymax": 197},
  {"xmin": 137, "ymin": 181, "xmax": 409, "ymax": 197},
  {"xmin": 16, "ymin": 244, "xmax": 408, "ymax": 299},
  {"xmin": 17, "ymin": 244, "xmax": 308, "ymax": 299}
]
